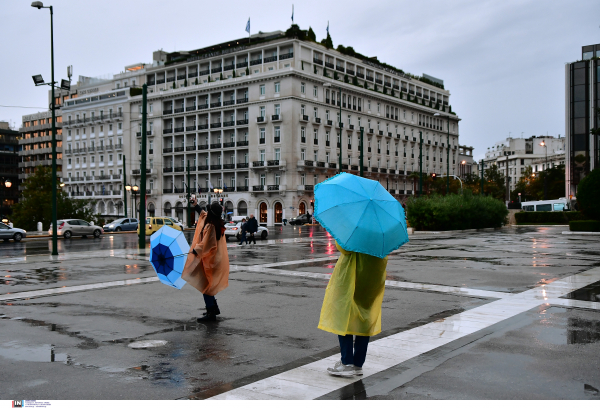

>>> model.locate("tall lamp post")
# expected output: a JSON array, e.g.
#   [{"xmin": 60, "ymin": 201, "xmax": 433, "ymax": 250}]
[
  {"xmin": 323, "ymin": 83, "xmax": 343, "ymax": 174},
  {"xmin": 540, "ymin": 141, "xmax": 548, "ymax": 200},
  {"xmin": 31, "ymin": 1, "xmax": 70, "ymax": 256},
  {"xmin": 0, "ymin": 179, "xmax": 12, "ymax": 223}
]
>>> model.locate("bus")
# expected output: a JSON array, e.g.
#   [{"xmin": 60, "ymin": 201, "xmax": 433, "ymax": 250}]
[{"xmin": 521, "ymin": 198, "xmax": 572, "ymax": 212}]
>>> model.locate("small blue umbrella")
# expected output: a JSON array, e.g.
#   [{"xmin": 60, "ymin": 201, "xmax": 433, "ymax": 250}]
[
  {"xmin": 149, "ymin": 226, "xmax": 190, "ymax": 289},
  {"xmin": 314, "ymin": 172, "xmax": 409, "ymax": 259}
]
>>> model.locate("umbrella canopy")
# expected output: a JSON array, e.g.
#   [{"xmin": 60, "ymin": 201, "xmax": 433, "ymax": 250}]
[
  {"xmin": 314, "ymin": 172, "xmax": 408, "ymax": 259},
  {"xmin": 149, "ymin": 226, "xmax": 190, "ymax": 289}
]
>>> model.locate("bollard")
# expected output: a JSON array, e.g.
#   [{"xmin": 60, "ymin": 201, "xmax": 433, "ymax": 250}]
[{"xmin": 37, "ymin": 222, "xmax": 43, "ymax": 232}]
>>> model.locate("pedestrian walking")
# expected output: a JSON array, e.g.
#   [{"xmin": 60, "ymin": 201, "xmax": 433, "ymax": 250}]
[
  {"xmin": 238, "ymin": 217, "xmax": 248, "ymax": 246},
  {"xmin": 182, "ymin": 197, "xmax": 230, "ymax": 322},
  {"xmin": 318, "ymin": 242, "xmax": 387, "ymax": 377},
  {"xmin": 245, "ymin": 214, "xmax": 258, "ymax": 244}
]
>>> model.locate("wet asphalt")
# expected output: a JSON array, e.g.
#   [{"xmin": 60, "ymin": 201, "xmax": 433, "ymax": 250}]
[{"xmin": 1, "ymin": 226, "xmax": 599, "ymax": 400}]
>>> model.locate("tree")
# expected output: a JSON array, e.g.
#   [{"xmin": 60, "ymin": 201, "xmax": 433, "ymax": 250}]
[
  {"xmin": 11, "ymin": 166, "xmax": 96, "ymax": 231},
  {"xmin": 321, "ymin": 32, "xmax": 333, "ymax": 49},
  {"xmin": 307, "ymin": 27, "xmax": 316, "ymax": 42},
  {"xmin": 577, "ymin": 168, "xmax": 600, "ymax": 220}
]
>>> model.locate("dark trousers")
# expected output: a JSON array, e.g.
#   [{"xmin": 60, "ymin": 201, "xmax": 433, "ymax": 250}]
[
  {"xmin": 338, "ymin": 335, "xmax": 370, "ymax": 367},
  {"xmin": 203, "ymin": 294, "xmax": 216, "ymax": 308}
]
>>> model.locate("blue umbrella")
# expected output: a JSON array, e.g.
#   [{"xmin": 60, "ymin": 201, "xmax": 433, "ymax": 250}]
[
  {"xmin": 314, "ymin": 172, "xmax": 409, "ymax": 259},
  {"xmin": 149, "ymin": 226, "xmax": 190, "ymax": 289}
]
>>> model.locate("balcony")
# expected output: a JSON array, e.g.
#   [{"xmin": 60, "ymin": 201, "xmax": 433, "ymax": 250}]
[
  {"xmin": 237, "ymin": 162, "xmax": 249, "ymax": 168},
  {"xmin": 271, "ymin": 114, "xmax": 282, "ymax": 122},
  {"xmin": 236, "ymin": 119, "xmax": 249, "ymax": 125},
  {"xmin": 223, "ymin": 121, "xmax": 235, "ymax": 127},
  {"xmin": 237, "ymin": 141, "xmax": 249, "ymax": 147},
  {"xmin": 313, "ymin": 57, "xmax": 323, "ymax": 65},
  {"xmin": 210, "ymin": 143, "xmax": 221, "ymax": 148}
]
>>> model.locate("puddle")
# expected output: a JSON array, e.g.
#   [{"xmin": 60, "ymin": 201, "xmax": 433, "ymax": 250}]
[
  {"xmin": 561, "ymin": 280, "xmax": 600, "ymax": 303},
  {"xmin": 0, "ymin": 341, "xmax": 69, "ymax": 363}
]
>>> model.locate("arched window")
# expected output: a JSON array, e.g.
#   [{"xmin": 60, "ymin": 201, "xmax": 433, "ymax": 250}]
[
  {"xmin": 259, "ymin": 202, "xmax": 267, "ymax": 223},
  {"xmin": 274, "ymin": 202, "xmax": 283, "ymax": 223},
  {"xmin": 237, "ymin": 200, "xmax": 248, "ymax": 216},
  {"xmin": 299, "ymin": 202, "xmax": 306, "ymax": 215}
]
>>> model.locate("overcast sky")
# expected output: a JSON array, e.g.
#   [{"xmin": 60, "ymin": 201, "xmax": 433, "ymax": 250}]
[{"xmin": 2, "ymin": 0, "xmax": 599, "ymax": 160}]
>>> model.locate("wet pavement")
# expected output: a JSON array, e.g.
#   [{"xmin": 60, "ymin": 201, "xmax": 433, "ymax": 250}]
[{"xmin": 1, "ymin": 226, "xmax": 599, "ymax": 400}]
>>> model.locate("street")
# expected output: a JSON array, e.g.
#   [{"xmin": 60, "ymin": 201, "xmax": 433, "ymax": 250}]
[{"xmin": 1, "ymin": 226, "xmax": 600, "ymax": 400}]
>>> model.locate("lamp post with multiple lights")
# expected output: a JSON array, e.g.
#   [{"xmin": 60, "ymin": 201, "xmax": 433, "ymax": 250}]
[{"xmin": 31, "ymin": 1, "xmax": 71, "ymax": 255}]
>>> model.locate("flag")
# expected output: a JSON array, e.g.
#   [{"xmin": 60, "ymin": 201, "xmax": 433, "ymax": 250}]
[
  {"xmin": 326, "ymin": 21, "xmax": 329, "ymax": 35},
  {"xmin": 291, "ymin": 5, "xmax": 294, "ymax": 23},
  {"xmin": 245, "ymin": 18, "xmax": 250, "ymax": 35}
]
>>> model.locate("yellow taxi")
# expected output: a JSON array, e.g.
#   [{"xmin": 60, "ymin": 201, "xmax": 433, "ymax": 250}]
[{"xmin": 137, "ymin": 217, "xmax": 184, "ymax": 236}]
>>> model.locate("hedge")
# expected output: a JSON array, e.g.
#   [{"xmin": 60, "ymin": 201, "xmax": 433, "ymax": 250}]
[
  {"xmin": 406, "ymin": 193, "xmax": 508, "ymax": 231},
  {"xmin": 514, "ymin": 211, "xmax": 584, "ymax": 224},
  {"xmin": 569, "ymin": 220, "xmax": 600, "ymax": 232}
]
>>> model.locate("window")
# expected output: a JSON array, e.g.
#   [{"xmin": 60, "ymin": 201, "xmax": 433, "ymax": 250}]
[
  {"xmin": 260, "ymin": 85, "xmax": 265, "ymax": 95},
  {"xmin": 301, "ymin": 82, "xmax": 305, "ymax": 94},
  {"xmin": 274, "ymin": 82, "xmax": 280, "ymax": 93}
]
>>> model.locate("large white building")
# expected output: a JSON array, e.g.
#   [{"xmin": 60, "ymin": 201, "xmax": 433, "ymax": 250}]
[
  {"xmin": 483, "ymin": 135, "xmax": 565, "ymax": 191},
  {"xmin": 62, "ymin": 28, "xmax": 462, "ymax": 226}
]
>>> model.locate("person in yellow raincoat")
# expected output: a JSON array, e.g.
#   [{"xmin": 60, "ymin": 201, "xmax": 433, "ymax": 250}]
[
  {"xmin": 182, "ymin": 198, "xmax": 230, "ymax": 322},
  {"xmin": 319, "ymin": 242, "xmax": 388, "ymax": 377}
]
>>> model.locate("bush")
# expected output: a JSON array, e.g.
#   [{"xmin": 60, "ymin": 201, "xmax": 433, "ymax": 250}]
[
  {"xmin": 569, "ymin": 220, "xmax": 600, "ymax": 232},
  {"xmin": 577, "ymin": 168, "xmax": 600, "ymax": 220},
  {"xmin": 406, "ymin": 193, "xmax": 508, "ymax": 231},
  {"xmin": 514, "ymin": 211, "xmax": 584, "ymax": 224}
]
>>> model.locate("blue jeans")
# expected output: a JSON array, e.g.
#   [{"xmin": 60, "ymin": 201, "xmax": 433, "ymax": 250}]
[
  {"xmin": 338, "ymin": 335, "xmax": 370, "ymax": 367},
  {"xmin": 203, "ymin": 294, "xmax": 216, "ymax": 308}
]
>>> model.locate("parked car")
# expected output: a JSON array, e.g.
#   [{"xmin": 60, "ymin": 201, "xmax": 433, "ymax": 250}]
[
  {"xmin": 289, "ymin": 213, "xmax": 313, "ymax": 225},
  {"xmin": 48, "ymin": 219, "xmax": 103, "ymax": 239},
  {"xmin": 224, "ymin": 222, "xmax": 268, "ymax": 241},
  {"xmin": 103, "ymin": 218, "xmax": 139, "ymax": 232},
  {"xmin": 138, "ymin": 217, "xmax": 184, "ymax": 236},
  {"xmin": 0, "ymin": 222, "xmax": 26, "ymax": 242}
]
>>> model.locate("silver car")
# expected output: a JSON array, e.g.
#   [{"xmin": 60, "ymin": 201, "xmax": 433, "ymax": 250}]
[
  {"xmin": 0, "ymin": 223, "xmax": 26, "ymax": 242},
  {"xmin": 48, "ymin": 219, "xmax": 103, "ymax": 239}
]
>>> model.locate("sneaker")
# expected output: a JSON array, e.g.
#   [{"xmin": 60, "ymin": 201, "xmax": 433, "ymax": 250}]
[{"xmin": 326, "ymin": 360, "xmax": 356, "ymax": 377}]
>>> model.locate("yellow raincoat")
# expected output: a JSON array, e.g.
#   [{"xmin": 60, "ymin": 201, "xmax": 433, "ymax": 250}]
[
  {"xmin": 181, "ymin": 211, "xmax": 230, "ymax": 296},
  {"xmin": 318, "ymin": 242, "xmax": 388, "ymax": 336}
]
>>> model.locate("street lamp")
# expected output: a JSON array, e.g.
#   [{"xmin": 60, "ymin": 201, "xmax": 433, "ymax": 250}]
[
  {"xmin": 0, "ymin": 179, "xmax": 12, "ymax": 223},
  {"xmin": 323, "ymin": 82, "xmax": 343, "ymax": 174},
  {"xmin": 31, "ymin": 1, "xmax": 70, "ymax": 256},
  {"xmin": 540, "ymin": 141, "xmax": 548, "ymax": 200}
]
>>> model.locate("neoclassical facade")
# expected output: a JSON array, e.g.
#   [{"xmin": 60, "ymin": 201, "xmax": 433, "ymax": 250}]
[{"xmin": 61, "ymin": 29, "xmax": 462, "ymax": 226}]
